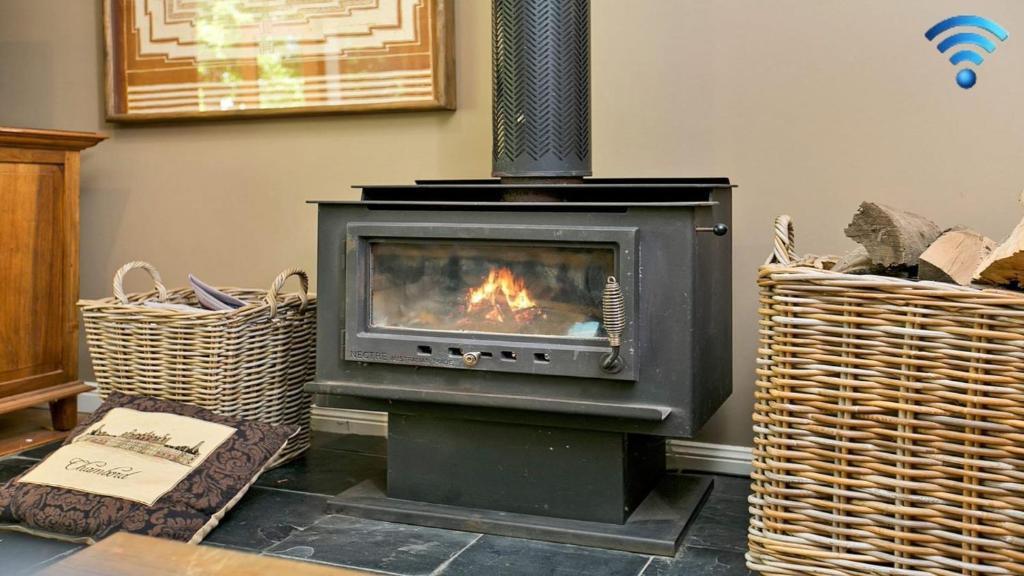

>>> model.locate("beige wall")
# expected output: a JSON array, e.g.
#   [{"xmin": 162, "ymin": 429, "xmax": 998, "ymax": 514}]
[{"xmin": 3, "ymin": 0, "xmax": 1024, "ymax": 447}]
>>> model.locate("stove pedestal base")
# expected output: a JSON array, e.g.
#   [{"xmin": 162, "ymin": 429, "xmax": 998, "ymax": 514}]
[
  {"xmin": 325, "ymin": 414, "xmax": 713, "ymax": 556},
  {"xmin": 327, "ymin": 475, "xmax": 712, "ymax": 556}
]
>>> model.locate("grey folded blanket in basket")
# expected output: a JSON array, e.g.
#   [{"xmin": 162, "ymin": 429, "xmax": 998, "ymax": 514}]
[
  {"xmin": 142, "ymin": 274, "xmax": 249, "ymax": 312},
  {"xmin": 187, "ymin": 274, "xmax": 247, "ymax": 311}
]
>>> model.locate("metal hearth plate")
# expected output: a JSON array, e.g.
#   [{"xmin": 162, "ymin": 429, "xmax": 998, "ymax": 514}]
[{"xmin": 326, "ymin": 474, "xmax": 713, "ymax": 556}]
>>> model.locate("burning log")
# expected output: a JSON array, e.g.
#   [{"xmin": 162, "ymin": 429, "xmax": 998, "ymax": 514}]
[
  {"xmin": 459, "ymin": 267, "xmax": 546, "ymax": 330},
  {"xmin": 466, "ymin": 268, "xmax": 537, "ymax": 312}
]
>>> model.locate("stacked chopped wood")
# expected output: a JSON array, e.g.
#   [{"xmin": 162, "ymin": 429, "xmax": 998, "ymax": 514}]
[
  {"xmin": 829, "ymin": 200, "xmax": 1024, "ymax": 290},
  {"xmin": 844, "ymin": 202, "xmax": 942, "ymax": 268},
  {"xmin": 921, "ymin": 229, "xmax": 996, "ymax": 285}
]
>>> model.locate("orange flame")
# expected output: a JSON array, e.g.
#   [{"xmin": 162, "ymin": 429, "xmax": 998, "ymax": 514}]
[{"xmin": 466, "ymin": 267, "xmax": 537, "ymax": 323}]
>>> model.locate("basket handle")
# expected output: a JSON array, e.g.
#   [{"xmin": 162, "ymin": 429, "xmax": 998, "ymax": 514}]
[
  {"xmin": 767, "ymin": 215, "xmax": 796, "ymax": 265},
  {"xmin": 266, "ymin": 268, "xmax": 310, "ymax": 318},
  {"xmin": 113, "ymin": 261, "xmax": 168, "ymax": 304}
]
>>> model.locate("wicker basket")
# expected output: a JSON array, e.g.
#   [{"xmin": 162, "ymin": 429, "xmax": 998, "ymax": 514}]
[
  {"xmin": 750, "ymin": 216, "xmax": 1024, "ymax": 576},
  {"xmin": 79, "ymin": 262, "xmax": 316, "ymax": 465}
]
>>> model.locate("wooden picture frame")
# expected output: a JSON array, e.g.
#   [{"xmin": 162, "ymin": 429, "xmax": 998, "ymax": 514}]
[{"xmin": 103, "ymin": 0, "xmax": 455, "ymax": 122}]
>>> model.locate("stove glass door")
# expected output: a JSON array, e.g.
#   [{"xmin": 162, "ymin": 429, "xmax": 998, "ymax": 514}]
[{"xmin": 369, "ymin": 241, "xmax": 614, "ymax": 338}]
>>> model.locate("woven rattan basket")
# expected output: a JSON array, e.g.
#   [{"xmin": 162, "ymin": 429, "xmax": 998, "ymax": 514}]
[
  {"xmin": 79, "ymin": 262, "xmax": 316, "ymax": 465},
  {"xmin": 750, "ymin": 216, "xmax": 1024, "ymax": 576}
]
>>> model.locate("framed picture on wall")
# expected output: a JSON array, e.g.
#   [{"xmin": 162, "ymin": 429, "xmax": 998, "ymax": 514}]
[{"xmin": 103, "ymin": 0, "xmax": 455, "ymax": 122}]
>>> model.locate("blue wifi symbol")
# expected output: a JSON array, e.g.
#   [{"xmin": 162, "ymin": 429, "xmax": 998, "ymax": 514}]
[{"xmin": 926, "ymin": 15, "xmax": 1009, "ymax": 89}]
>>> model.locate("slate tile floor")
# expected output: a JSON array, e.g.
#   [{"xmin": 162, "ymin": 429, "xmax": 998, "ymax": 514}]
[{"xmin": 1, "ymin": 432, "xmax": 753, "ymax": 575}]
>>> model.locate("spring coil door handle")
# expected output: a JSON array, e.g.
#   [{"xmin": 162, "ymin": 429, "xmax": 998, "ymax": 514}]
[{"xmin": 601, "ymin": 276, "xmax": 625, "ymax": 373}]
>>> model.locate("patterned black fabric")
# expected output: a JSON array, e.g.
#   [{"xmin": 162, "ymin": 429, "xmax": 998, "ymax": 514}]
[{"xmin": 0, "ymin": 393, "xmax": 296, "ymax": 543}]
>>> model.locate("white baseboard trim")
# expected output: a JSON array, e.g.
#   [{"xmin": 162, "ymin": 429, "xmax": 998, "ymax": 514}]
[
  {"xmin": 310, "ymin": 406, "xmax": 388, "ymax": 437},
  {"xmin": 665, "ymin": 439, "xmax": 754, "ymax": 477},
  {"xmin": 80, "ymin": 386, "xmax": 753, "ymax": 477},
  {"xmin": 78, "ymin": 387, "xmax": 103, "ymax": 413},
  {"xmin": 310, "ymin": 406, "xmax": 753, "ymax": 477}
]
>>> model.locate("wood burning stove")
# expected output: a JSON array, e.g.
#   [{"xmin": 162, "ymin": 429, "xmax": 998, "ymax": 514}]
[{"xmin": 308, "ymin": 0, "xmax": 734, "ymax": 556}]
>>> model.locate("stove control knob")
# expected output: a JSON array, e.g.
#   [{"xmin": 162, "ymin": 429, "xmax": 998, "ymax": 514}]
[
  {"xmin": 696, "ymin": 223, "xmax": 729, "ymax": 236},
  {"xmin": 463, "ymin": 352, "xmax": 481, "ymax": 367}
]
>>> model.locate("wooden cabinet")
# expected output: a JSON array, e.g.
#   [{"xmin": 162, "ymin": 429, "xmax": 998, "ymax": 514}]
[{"xmin": 0, "ymin": 127, "xmax": 105, "ymax": 439}]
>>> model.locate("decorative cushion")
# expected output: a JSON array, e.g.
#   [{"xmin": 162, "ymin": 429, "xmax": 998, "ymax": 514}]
[{"xmin": 0, "ymin": 393, "xmax": 297, "ymax": 544}]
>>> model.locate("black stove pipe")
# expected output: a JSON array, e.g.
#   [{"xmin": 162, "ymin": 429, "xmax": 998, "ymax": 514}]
[{"xmin": 492, "ymin": 0, "xmax": 592, "ymax": 179}]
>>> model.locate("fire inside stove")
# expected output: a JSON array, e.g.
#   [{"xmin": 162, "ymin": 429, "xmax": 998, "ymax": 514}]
[
  {"xmin": 369, "ymin": 241, "xmax": 613, "ymax": 337},
  {"xmin": 466, "ymin": 267, "xmax": 541, "ymax": 324}
]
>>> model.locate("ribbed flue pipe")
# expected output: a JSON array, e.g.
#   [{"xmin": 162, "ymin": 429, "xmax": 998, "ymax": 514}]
[{"xmin": 492, "ymin": 0, "xmax": 592, "ymax": 178}]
